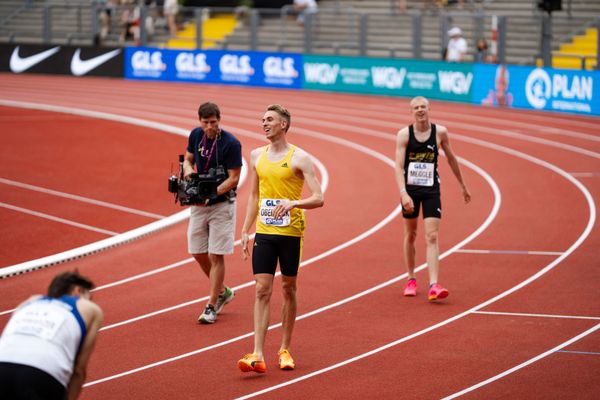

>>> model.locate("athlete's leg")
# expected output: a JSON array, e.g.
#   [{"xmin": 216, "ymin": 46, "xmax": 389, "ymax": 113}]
[
  {"xmin": 253, "ymin": 273, "xmax": 274, "ymax": 359},
  {"xmin": 280, "ymin": 275, "xmax": 297, "ymax": 351},
  {"xmin": 192, "ymin": 253, "xmax": 223, "ymax": 307},
  {"xmin": 423, "ymin": 217, "xmax": 441, "ymax": 284},
  {"xmin": 403, "ymin": 218, "xmax": 418, "ymax": 279}
]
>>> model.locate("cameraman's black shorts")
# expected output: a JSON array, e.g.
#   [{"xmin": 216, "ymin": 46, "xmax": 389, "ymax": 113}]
[
  {"xmin": 0, "ymin": 362, "xmax": 66, "ymax": 400},
  {"xmin": 402, "ymin": 192, "xmax": 442, "ymax": 219},
  {"xmin": 252, "ymin": 233, "xmax": 303, "ymax": 277}
]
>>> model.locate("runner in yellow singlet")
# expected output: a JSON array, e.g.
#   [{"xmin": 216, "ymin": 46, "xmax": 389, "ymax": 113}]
[{"xmin": 237, "ymin": 104, "xmax": 324, "ymax": 374}]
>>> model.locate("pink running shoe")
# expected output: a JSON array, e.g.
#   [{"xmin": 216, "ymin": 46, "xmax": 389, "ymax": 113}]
[
  {"xmin": 403, "ymin": 278, "xmax": 417, "ymax": 296},
  {"xmin": 428, "ymin": 283, "xmax": 449, "ymax": 301}
]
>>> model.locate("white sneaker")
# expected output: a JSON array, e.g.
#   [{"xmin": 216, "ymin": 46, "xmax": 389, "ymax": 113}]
[{"xmin": 198, "ymin": 304, "xmax": 217, "ymax": 324}]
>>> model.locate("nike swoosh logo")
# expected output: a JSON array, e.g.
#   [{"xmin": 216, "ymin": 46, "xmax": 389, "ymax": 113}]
[
  {"xmin": 70, "ymin": 48, "xmax": 121, "ymax": 76},
  {"xmin": 10, "ymin": 46, "xmax": 61, "ymax": 73}
]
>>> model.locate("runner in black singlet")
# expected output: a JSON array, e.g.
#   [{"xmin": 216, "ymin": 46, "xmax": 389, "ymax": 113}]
[{"xmin": 395, "ymin": 96, "xmax": 471, "ymax": 302}]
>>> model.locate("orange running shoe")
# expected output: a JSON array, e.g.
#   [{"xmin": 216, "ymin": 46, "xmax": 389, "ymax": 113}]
[
  {"xmin": 237, "ymin": 353, "xmax": 266, "ymax": 373},
  {"xmin": 428, "ymin": 283, "xmax": 449, "ymax": 302},
  {"xmin": 278, "ymin": 349, "xmax": 295, "ymax": 370}
]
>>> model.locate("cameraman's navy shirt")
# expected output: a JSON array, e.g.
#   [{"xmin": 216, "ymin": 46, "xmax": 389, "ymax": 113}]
[{"xmin": 187, "ymin": 127, "xmax": 243, "ymax": 181}]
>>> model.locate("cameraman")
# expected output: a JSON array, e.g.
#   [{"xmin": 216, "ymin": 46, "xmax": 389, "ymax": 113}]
[{"xmin": 183, "ymin": 102, "xmax": 243, "ymax": 324}]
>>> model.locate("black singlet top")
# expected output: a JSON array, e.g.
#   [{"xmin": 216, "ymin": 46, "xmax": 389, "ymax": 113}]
[{"xmin": 403, "ymin": 123, "xmax": 440, "ymax": 195}]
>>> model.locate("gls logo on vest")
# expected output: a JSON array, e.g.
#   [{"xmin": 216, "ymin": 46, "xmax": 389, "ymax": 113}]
[
  {"xmin": 175, "ymin": 52, "xmax": 210, "ymax": 79},
  {"xmin": 265, "ymin": 199, "xmax": 282, "ymax": 207},
  {"xmin": 304, "ymin": 63, "xmax": 339, "ymax": 85},
  {"xmin": 525, "ymin": 68, "xmax": 593, "ymax": 112},
  {"xmin": 219, "ymin": 54, "xmax": 254, "ymax": 82},
  {"xmin": 438, "ymin": 71, "xmax": 473, "ymax": 95},
  {"xmin": 131, "ymin": 50, "xmax": 166, "ymax": 78},
  {"xmin": 371, "ymin": 66, "xmax": 407, "ymax": 89}
]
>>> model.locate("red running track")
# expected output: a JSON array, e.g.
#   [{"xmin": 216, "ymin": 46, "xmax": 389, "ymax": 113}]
[{"xmin": 0, "ymin": 74, "xmax": 599, "ymax": 399}]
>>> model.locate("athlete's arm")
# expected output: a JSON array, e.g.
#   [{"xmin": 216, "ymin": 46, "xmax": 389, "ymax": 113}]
[
  {"xmin": 438, "ymin": 125, "xmax": 471, "ymax": 204},
  {"xmin": 68, "ymin": 300, "xmax": 103, "ymax": 400},
  {"xmin": 395, "ymin": 127, "xmax": 414, "ymax": 213},
  {"xmin": 241, "ymin": 148, "xmax": 261, "ymax": 260}
]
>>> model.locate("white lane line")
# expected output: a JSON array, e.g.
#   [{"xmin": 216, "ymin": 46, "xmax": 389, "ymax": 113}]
[
  {"xmin": 0, "ymin": 257, "xmax": 196, "ymax": 316},
  {"xmin": 456, "ymin": 249, "xmax": 564, "ymax": 256},
  {"xmin": 0, "ymin": 177, "xmax": 165, "ymax": 219},
  {"xmin": 556, "ymin": 350, "xmax": 600, "ymax": 356},
  {"xmin": 4, "ymin": 95, "xmax": 592, "ymax": 396},
  {"xmin": 234, "ymin": 134, "xmax": 595, "ymax": 399},
  {"xmin": 83, "ymin": 146, "xmax": 500, "ymax": 386},
  {"xmin": 570, "ymin": 172, "xmax": 600, "ymax": 178},
  {"xmin": 442, "ymin": 323, "xmax": 600, "ymax": 399},
  {"xmin": 0, "ymin": 201, "xmax": 118, "ymax": 236},
  {"xmin": 472, "ymin": 310, "xmax": 600, "ymax": 321}
]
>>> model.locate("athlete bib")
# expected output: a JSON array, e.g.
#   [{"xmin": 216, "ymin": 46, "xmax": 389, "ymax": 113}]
[
  {"xmin": 259, "ymin": 199, "xmax": 291, "ymax": 226},
  {"xmin": 5, "ymin": 307, "xmax": 66, "ymax": 342},
  {"xmin": 407, "ymin": 162, "xmax": 434, "ymax": 186}
]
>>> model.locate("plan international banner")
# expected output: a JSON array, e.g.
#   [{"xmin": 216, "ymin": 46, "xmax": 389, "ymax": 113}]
[
  {"xmin": 301, "ymin": 55, "xmax": 474, "ymax": 102},
  {"xmin": 472, "ymin": 64, "xmax": 599, "ymax": 116}
]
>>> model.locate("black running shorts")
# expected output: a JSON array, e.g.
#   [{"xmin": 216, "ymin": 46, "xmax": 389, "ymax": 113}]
[
  {"xmin": 402, "ymin": 192, "xmax": 442, "ymax": 219},
  {"xmin": 252, "ymin": 233, "xmax": 303, "ymax": 277},
  {"xmin": 0, "ymin": 362, "xmax": 66, "ymax": 400}
]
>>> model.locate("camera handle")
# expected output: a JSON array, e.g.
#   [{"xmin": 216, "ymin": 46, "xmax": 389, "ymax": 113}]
[{"xmin": 178, "ymin": 154, "xmax": 185, "ymax": 180}]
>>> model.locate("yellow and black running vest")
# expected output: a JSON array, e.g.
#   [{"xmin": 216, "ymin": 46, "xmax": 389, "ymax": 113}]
[{"xmin": 255, "ymin": 145, "xmax": 305, "ymax": 237}]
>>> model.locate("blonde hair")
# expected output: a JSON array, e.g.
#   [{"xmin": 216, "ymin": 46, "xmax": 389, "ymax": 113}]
[
  {"xmin": 409, "ymin": 96, "xmax": 430, "ymax": 108},
  {"xmin": 267, "ymin": 104, "xmax": 291, "ymax": 132}
]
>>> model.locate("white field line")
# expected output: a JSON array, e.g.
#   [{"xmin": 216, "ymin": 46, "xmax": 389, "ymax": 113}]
[
  {"xmin": 0, "ymin": 201, "xmax": 118, "ymax": 236},
  {"xmin": 473, "ymin": 310, "xmax": 600, "ymax": 321},
  {"xmin": 83, "ymin": 143, "xmax": 501, "ymax": 387},
  {"xmin": 455, "ymin": 249, "xmax": 564, "ymax": 256},
  {"xmin": 6, "ymin": 80, "xmax": 600, "ymax": 134},
  {"xmin": 233, "ymin": 133, "xmax": 596, "ymax": 400},
  {"xmin": 2, "ymin": 94, "xmax": 590, "ymax": 396},
  {"xmin": 0, "ymin": 100, "xmax": 248, "ymax": 278},
  {"xmin": 441, "ymin": 323, "xmax": 600, "ymax": 399},
  {"xmin": 0, "ymin": 177, "xmax": 165, "ymax": 219}
]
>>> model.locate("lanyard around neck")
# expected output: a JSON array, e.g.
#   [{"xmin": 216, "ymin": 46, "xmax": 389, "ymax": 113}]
[{"xmin": 201, "ymin": 133, "xmax": 217, "ymax": 172}]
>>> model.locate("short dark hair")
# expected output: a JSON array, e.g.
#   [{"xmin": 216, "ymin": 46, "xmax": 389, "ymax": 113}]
[
  {"xmin": 47, "ymin": 271, "xmax": 95, "ymax": 298},
  {"xmin": 198, "ymin": 102, "xmax": 221, "ymax": 120}
]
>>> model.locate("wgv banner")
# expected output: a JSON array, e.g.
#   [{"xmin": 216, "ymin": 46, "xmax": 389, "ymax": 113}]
[
  {"xmin": 302, "ymin": 55, "xmax": 474, "ymax": 102},
  {"xmin": 472, "ymin": 64, "xmax": 599, "ymax": 116},
  {"xmin": 124, "ymin": 47, "xmax": 302, "ymax": 89}
]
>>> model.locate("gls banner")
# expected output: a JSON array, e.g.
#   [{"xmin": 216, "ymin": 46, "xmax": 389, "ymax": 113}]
[
  {"xmin": 0, "ymin": 44, "xmax": 123, "ymax": 77},
  {"xmin": 302, "ymin": 55, "xmax": 474, "ymax": 101},
  {"xmin": 125, "ymin": 47, "xmax": 302, "ymax": 89},
  {"xmin": 473, "ymin": 64, "xmax": 599, "ymax": 116}
]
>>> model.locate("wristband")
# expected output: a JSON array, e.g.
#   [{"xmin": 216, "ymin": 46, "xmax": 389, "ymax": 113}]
[{"xmin": 400, "ymin": 188, "xmax": 407, "ymax": 194}]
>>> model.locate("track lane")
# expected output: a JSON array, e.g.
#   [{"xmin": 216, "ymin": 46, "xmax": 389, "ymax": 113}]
[{"xmin": 2, "ymin": 73, "xmax": 596, "ymax": 398}]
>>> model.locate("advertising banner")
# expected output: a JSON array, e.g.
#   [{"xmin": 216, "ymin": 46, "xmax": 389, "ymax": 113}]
[
  {"xmin": 302, "ymin": 55, "xmax": 475, "ymax": 102},
  {"xmin": 0, "ymin": 44, "xmax": 123, "ymax": 77},
  {"xmin": 473, "ymin": 64, "xmax": 599, "ymax": 116},
  {"xmin": 124, "ymin": 47, "xmax": 302, "ymax": 89}
]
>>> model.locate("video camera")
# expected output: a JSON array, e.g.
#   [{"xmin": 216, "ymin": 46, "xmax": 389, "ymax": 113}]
[{"xmin": 168, "ymin": 155, "xmax": 226, "ymax": 205}]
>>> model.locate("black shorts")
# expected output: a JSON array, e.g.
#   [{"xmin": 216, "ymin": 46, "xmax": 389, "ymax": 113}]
[
  {"xmin": 0, "ymin": 362, "xmax": 66, "ymax": 400},
  {"xmin": 402, "ymin": 192, "xmax": 442, "ymax": 219},
  {"xmin": 252, "ymin": 233, "xmax": 303, "ymax": 277}
]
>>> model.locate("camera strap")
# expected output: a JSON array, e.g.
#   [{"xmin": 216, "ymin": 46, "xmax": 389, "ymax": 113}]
[{"xmin": 201, "ymin": 133, "xmax": 218, "ymax": 173}]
